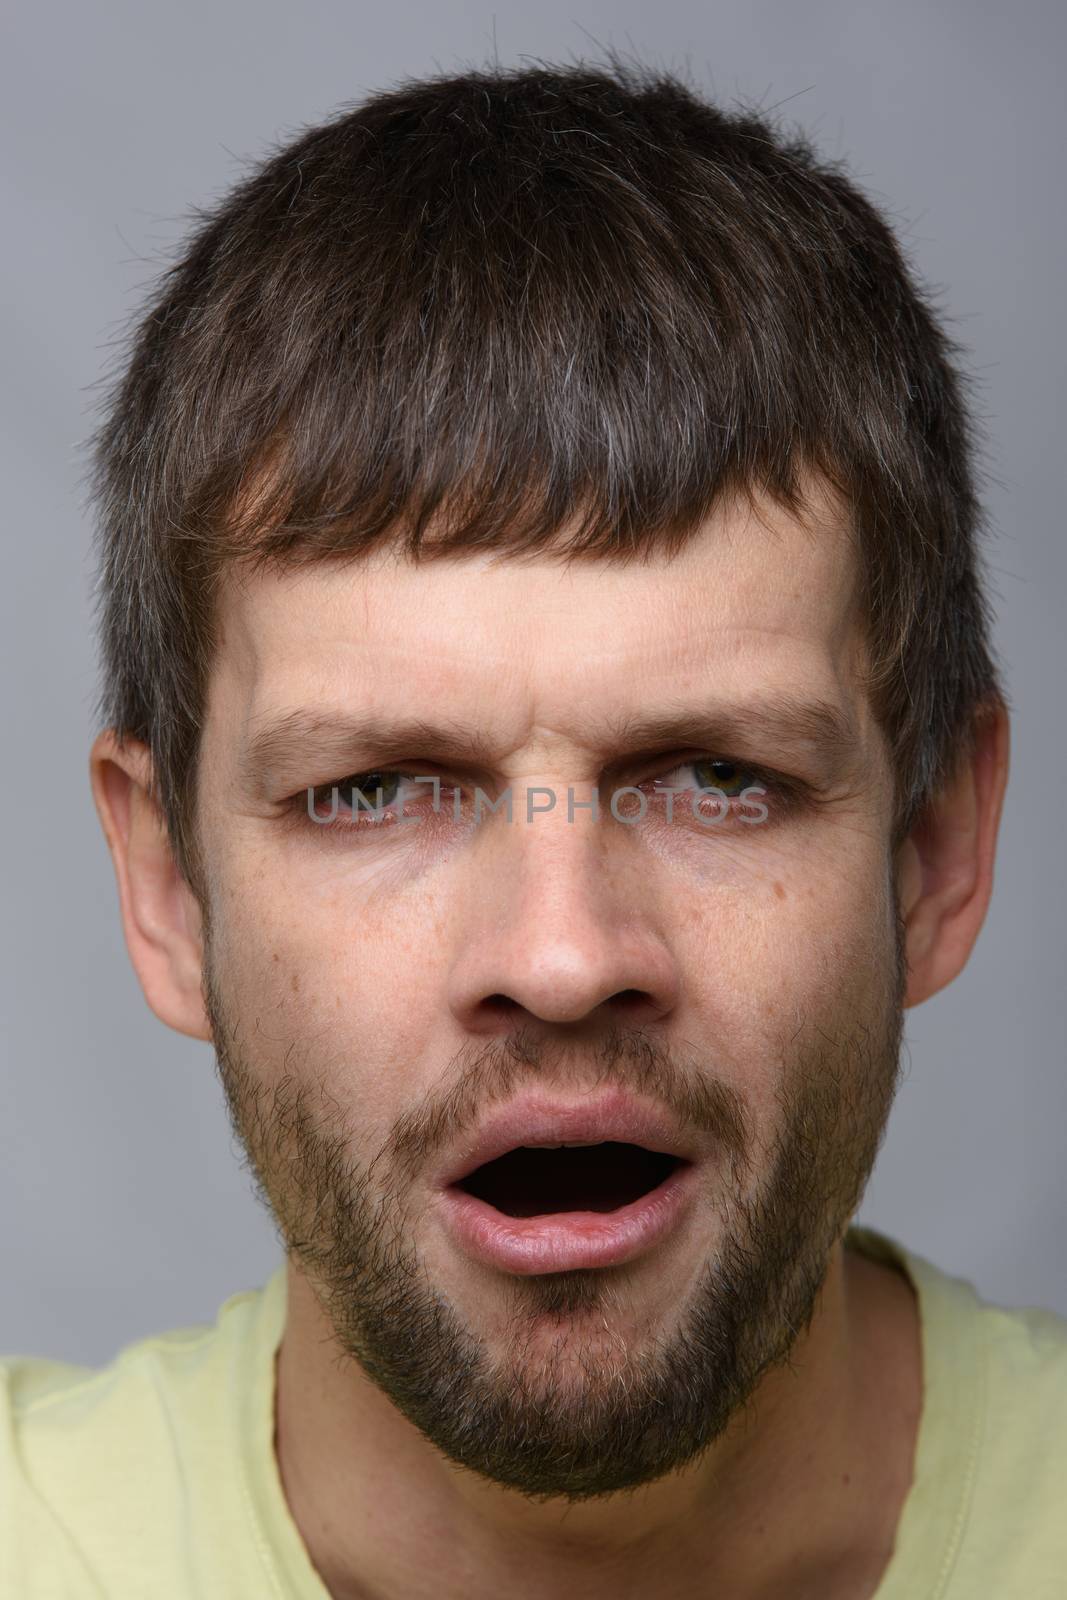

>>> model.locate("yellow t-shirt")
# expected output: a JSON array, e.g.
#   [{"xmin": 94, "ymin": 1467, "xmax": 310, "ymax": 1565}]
[{"xmin": 2, "ymin": 1223, "xmax": 1065, "ymax": 1597}]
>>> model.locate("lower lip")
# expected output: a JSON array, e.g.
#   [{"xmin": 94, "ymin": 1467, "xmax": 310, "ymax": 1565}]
[{"xmin": 437, "ymin": 1161, "xmax": 698, "ymax": 1275}]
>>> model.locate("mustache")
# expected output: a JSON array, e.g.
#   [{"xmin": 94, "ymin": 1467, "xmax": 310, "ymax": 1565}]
[{"xmin": 378, "ymin": 1021, "xmax": 753, "ymax": 1190}]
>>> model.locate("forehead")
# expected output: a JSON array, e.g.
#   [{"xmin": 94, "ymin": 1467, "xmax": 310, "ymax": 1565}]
[{"xmin": 207, "ymin": 483, "xmax": 865, "ymax": 751}]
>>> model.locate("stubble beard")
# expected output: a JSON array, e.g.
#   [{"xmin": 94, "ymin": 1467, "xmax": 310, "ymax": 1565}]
[{"xmin": 201, "ymin": 897, "xmax": 907, "ymax": 1504}]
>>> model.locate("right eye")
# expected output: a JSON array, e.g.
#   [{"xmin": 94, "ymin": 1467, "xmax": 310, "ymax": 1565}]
[
  {"xmin": 304, "ymin": 770, "xmax": 410, "ymax": 825},
  {"xmin": 336, "ymin": 771, "xmax": 404, "ymax": 811}
]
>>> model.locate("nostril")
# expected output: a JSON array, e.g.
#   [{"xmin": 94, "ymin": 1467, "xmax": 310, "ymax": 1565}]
[{"xmin": 607, "ymin": 988, "xmax": 667, "ymax": 1026}]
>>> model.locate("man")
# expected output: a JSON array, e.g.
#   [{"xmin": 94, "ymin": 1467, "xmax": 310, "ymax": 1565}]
[{"xmin": 2, "ymin": 56, "xmax": 1064, "ymax": 1600}]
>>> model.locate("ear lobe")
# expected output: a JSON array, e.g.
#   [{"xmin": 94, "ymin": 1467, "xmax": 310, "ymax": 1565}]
[
  {"xmin": 90, "ymin": 730, "xmax": 213, "ymax": 1041},
  {"xmin": 895, "ymin": 699, "xmax": 1010, "ymax": 1009}
]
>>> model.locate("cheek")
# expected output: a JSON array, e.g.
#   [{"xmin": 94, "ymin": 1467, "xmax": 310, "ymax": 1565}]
[
  {"xmin": 678, "ymin": 846, "xmax": 896, "ymax": 1106},
  {"xmin": 206, "ymin": 859, "xmax": 448, "ymax": 1113}
]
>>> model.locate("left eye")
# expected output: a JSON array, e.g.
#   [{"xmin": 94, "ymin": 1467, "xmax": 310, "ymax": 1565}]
[
  {"xmin": 653, "ymin": 758, "xmax": 760, "ymax": 797},
  {"xmin": 687, "ymin": 758, "xmax": 751, "ymax": 796}
]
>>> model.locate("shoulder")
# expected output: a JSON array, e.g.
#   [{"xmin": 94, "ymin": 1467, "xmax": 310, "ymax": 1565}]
[
  {"xmin": 939, "ymin": 1263, "xmax": 1067, "ymax": 1593},
  {"xmin": 972, "ymin": 1289, "xmax": 1067, "ymax": 1459},
  {"xmin": 851, "ymin": 1224, "xmax": 1067, "ymax": 1596},
  {"xmin": 899, "ymin": 1233, "xmax": 1067, "ymax": 1410},
  {"xmin": 856, "ymin": 1222, "xmax": 1067, "ymax": 1421},
  {"xmin": 0, "ymin": 1284, "xmax": 259, "ymax": 1442},
  {"xmin": 0, "ymin": 1275, "xmax": 282, "ymax": 1595}
]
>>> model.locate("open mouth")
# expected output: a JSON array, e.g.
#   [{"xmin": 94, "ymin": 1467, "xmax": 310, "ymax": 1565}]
[{"xmin": 451, "ymin": 1141, "xmax": 689, "ymax": 1218}]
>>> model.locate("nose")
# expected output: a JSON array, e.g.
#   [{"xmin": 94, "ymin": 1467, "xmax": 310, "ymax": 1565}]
[{"xmin": 446, "ymin": 792, "xmax": 681, "ymax": 1035}]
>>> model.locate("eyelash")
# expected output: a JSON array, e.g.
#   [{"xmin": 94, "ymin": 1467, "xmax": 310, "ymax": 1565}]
[{"xmin": 288, "ymin": 758, "xmax": 807, "ymax": 837}]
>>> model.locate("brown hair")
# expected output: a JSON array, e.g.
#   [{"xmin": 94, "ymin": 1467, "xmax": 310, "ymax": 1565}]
[{"xmin": 86, "ymin": 56, "xmax": 1005, "ymax": 899}]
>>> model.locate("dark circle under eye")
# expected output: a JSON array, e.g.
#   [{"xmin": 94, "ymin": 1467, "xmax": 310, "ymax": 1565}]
[
  {"xmin": 691, "ymin": 759, "xmax": 746, "ymax": 796},
  {"xmin": 338, "ymin": 771, "xmax": 401, "ymax": 810}
]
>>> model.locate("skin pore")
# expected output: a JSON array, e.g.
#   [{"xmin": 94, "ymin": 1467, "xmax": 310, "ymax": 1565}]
[{"xmin": 91, "ymin": 480, "xmax": 1009, "ymax": 1600}]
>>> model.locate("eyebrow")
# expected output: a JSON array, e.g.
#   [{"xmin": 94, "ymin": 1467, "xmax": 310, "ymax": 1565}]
[
  {"xmin": 599, "ymin": 695, "xmax": 862, "ymax": 780},
  {"xmin": 237, "ymin": 691, "xmax": 863, "ymax": 799}
]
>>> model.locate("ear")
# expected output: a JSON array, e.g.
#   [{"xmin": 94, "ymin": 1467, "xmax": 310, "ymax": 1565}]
[
  {"xmin": 894, "ymin": 698, "xmax": 1010, "ymax": 1008},
  {"xmin": 89, "ymin": 730, "xmax": 212, "ymax": 1040}
]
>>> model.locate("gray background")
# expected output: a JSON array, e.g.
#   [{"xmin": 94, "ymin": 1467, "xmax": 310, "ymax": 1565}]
[{"xmin": 2, "ymin": 0, "xmax": 1064, "ymax": 1366}]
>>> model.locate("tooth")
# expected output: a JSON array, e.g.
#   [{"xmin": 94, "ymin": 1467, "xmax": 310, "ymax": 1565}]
[{"xmin": 533, "ymin": 1141, "xmax": 602, "ymax": 1149}]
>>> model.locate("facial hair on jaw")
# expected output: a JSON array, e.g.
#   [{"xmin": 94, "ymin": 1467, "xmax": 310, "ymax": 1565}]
[{"xmin": 200, "ymin": 893, "xmax": 907, "ymax": 1505}]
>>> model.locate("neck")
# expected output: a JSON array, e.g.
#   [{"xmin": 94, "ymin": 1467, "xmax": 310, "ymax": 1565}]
[{"xmin": 273, "ymin": 1234, "xmax": 920, "ymax": 1600}]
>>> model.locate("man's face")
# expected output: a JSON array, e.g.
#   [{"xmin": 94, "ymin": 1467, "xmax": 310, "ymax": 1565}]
[{"xmin": 194, "ymin": 484, "xmax": 905, "ymax": 1501}]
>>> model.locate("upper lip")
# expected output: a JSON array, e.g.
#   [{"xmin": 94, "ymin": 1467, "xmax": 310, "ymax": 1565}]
[{"xmin": 435, "ymin": 1088, "xmax": 701, "ymax": 1189}]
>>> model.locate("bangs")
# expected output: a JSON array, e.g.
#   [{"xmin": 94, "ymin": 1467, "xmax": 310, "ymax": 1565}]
[{"xmin": 163, "ymin": 74, "xmax": 868, "ymax": 577}]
